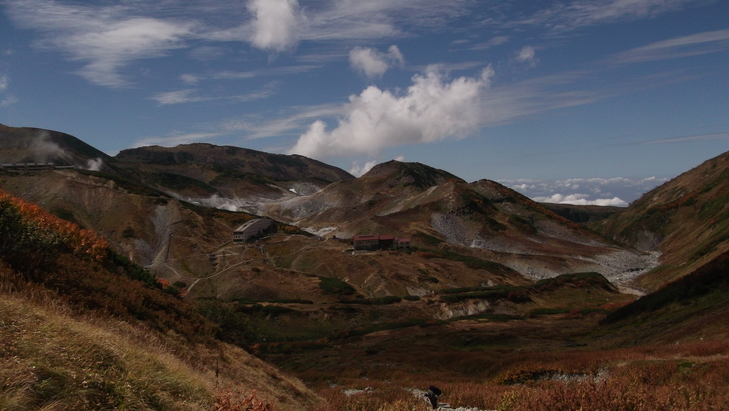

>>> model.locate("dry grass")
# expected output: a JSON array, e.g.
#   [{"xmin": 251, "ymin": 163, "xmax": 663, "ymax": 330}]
[
  {"xmin": 299, "ymin": 339, "xmax": 729, "ymax": 410},
  {"xmin": 0, "ymin": 292, "xmax": 319, "ymax": 411}
]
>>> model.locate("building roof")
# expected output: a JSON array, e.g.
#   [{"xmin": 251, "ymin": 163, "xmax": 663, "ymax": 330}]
[
  {"xmin": 234, "ymin": 218, "xmax": 271, "ymax": 232},
  {"xmin": 353, "ymin": 234, "xmax": 378, "ymax": 241}
]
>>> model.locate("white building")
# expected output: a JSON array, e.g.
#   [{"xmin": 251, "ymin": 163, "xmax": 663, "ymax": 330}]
[{"xmin": 233, "ymin": 218, "xmax": 273, "ymax": 243}]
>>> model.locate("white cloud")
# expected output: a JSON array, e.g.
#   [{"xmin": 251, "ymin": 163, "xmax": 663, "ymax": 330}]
[
  {"xmin": 288, "ymin": 65, "xmax": 494, "ymax": 158},
  {"xmin": 247, "ymin": 0, "xmax": 301, "ymax": 51},
  {"xmin": 503, "ymin": 176, "xmax": 670, "ymax": 205},
  {"xmin": 150, "ymin": 85, "xmax": 276, "ymax": 106},
  {"xmin": 612, "ymin": 29, "xmax": 729, "ymax": 63},
  {"xmin": 516, "ymin": 45, "xmax": 538, "ymax": 67},
  {"xmin": 150, "ymin": 89, "xmax": 206, "ymax": 105},
  {"xmin": 223, "ymin": 103, "xmax": 345, "ymax": 139},
  {"xmin": 5, "ymin": 0, "xmax": 192, "ymax": 87},
  {"xmin": 181, "ymin": 74, "xmax": 201, "ymax": 85},
  {"xmin": 387, "ymin": 45, "xmax": 405, "ymax": 66},
  {"xmin": 0, "ymin": 74, "xmax": 15, "ymax": 107},
  {"xmin": 350, "ymin": 48, "xmax": 389, "ymax": 78},
  {"xmin": 1, "ymin": 96, "xmax": 19, "ymax": 107},
  {"xmin": 522, "ymin": 0, "xmax": 700, "ymax": 31},
  {"xmin": 534, "ymin": 193, "xmax": 628, "ymax": 207},
  {"xmin": 470, "ymin": 36, "xmax": 510, "ymax": 50},
  {"xmin": 349, "ymin": 45, "xmax": 404, "ymax": 78}
]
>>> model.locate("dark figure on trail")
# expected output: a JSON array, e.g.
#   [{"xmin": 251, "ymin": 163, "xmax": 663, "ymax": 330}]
[{"xmin": 425, "ymin": 385, "xmax": 441, "ymax": 409}]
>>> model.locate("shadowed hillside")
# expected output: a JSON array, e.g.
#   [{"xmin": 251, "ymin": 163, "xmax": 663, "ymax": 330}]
[
  {"xmin": 593, "ymin": 150, "xmax": 729, "ymax": 290},
  {"xmin": 0, "ymin": 124, "xmax": 112, "ymax": 170},
  {"xmin": 114, "ymin": 143, "xmax": 354, "ymax": 204}
]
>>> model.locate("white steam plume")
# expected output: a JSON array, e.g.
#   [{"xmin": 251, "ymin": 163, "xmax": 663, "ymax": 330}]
[
  {"xmin": 31, "ymin": 131, "xmax": 68, "ymax": 163},
  {"xmin": 85, "ymin": 158, "xmax": 104, "ymax": 171}
]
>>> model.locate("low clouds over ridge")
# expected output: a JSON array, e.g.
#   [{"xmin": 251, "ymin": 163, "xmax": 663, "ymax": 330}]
[{"xmin": 504, "ymin": 176, "xmax": 669, "ymax": 206}]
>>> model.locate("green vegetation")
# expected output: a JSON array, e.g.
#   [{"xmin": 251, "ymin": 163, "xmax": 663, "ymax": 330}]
[
  {"xmin": 508, "ymin": 214, "xmax": 537, "ymax": 234},
  {"xmin": 76, "ymin": 169, "xmax": 162, "ymax": 197},
  {"xmin": 419, "ymin": 248, "xmax": 517, "ymax": 275},
  {"xmin": 339, "ymin": 296, "xmax": 402, "ymax": 305},
  {"xmin": 153, "ymin": 172, "xmax": 218, "ymax": 195},
  {"xmin": 318, "ymin": 276, "xmax": 356, "ymax": 296},
  {"xmin": 438, "ymin": 272, "xmax": 614, "ymax": 304},
  {"xmin": 50, "ymin": 206, "xmax": 80, "ymax": 226}
]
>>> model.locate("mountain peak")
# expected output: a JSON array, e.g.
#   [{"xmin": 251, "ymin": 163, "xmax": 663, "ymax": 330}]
[{"xmin": 363, "ymin": 160, "xmax": 464, "ymax": 188}]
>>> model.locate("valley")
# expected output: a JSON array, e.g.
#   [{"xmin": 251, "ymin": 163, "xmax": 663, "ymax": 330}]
[{"xmin": 0, "ymin": 124, "xmax": 728, "ymax": 410}]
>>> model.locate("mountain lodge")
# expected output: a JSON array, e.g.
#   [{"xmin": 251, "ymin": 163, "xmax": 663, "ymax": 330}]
[{"xmin": 233, "ymin": 218, "xmax": 273, "ymax": 243}]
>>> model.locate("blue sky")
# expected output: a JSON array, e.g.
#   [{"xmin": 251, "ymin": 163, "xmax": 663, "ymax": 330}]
[{"xmin": 1, "ymin": 0, "xmax": 728, "ymax": 206}]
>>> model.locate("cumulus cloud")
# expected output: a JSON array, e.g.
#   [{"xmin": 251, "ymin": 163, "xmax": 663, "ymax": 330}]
[
  {"xmin": 288, "ymin": 65, "xmax": 494, "ymax": 159},
  {"xmin": 247, "ymin": 0, "xmax": 301, "ymax": 51},
  {"xmin": 349, "ymin": 45, "xmax": 405, "ymax": 78},
  {"xmin": 0, "ymin": 74, "xmax": 8, "ymax": 92}
]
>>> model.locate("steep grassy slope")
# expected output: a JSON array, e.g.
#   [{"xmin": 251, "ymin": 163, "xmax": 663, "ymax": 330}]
[
  {"xmin": 593, "ymin": 150, "xmax": 729, "ymax": 289},
  {"xmin": 0, "ymin": 189, "xmax": 319, "ymax": 410}
]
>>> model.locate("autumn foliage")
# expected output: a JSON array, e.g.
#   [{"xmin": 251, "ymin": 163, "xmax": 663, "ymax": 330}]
[{"xmin": 0, "ymin": 189, "xmax": 215, "ymax": 341}]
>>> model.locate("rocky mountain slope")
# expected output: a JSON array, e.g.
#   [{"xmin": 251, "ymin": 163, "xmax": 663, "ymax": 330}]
[
  {"xmin": 593, "ymin": 150, "xmax": 729, "ymax": 290},
  {"xmin": 0, "ymin": 125, "xmax": 656, "ymax": 291},
  {"xmin": 263, "ymin": 160, "xmax": 655, "ymax": 285}
]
